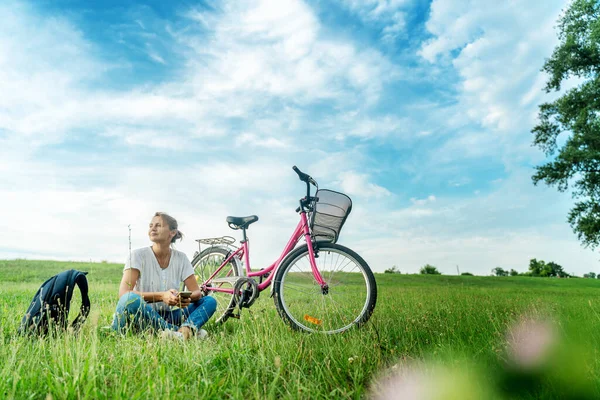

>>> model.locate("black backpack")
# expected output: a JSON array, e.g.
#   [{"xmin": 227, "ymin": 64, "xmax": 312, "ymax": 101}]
[{"xmin": 19, "ymin": 269, "xmax": 91, "ymax": 336}]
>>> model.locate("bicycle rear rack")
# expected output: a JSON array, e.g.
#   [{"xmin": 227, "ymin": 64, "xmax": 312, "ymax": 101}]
[{"xmin": 194, "ymin": 236, "xmax": 236, "ymax": 257}]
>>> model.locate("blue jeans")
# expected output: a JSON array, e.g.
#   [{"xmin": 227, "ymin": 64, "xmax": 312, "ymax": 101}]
[{"xmin": 111, "ymin": 292, "xmax": 217, "ymax": 333}]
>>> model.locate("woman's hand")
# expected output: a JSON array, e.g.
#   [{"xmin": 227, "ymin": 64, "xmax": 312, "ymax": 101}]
[
  {"xmin": 182, "ymin": 274, "xmax": 203, "ymax": 302},
  {"xmin": 162, "ymin": 289, "xmax": 180, "ymax": 306},
  {"xmin": 177, "ymin": 293, "xmax": 192, "ymax": 308}
]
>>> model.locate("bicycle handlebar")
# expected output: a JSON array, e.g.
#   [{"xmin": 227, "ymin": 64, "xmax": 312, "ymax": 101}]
[
  {"xmin": 292, "ymin": 165, "xmax": 309, "ymax": 182},
  {"xmin": 292, "ymin": 166, "xmax": 318, "ymax": 212},
  {"xmin": 292, "ymin": 165, "xmax": 317, "ymax": 187}
]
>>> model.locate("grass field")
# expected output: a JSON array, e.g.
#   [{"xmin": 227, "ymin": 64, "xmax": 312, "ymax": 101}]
[{"xmin": 1, "ymin": 259, "xmax": 600, "ymax": 399}]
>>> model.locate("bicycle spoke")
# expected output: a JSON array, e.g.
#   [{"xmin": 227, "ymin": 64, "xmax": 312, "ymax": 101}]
[
  {"xmin": 192, "ymin": 248, "xmax": 240, "ymax": 324},
  {"xmin": 275, "ymin": 244, "xmax": 376, "ymax": 334},
  {"xmin": 281, "ymin": 283, "xmax": 318, "ymax": 296}
]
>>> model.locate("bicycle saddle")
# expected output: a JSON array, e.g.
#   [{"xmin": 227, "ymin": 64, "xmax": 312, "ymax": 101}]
[{"xmin": 226, "ymin": 215, "xmax": 259, "ymax": 230}]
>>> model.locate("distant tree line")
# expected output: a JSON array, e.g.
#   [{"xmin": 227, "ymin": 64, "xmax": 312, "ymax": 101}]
[
  {"xmin": 384, "ymin": 264, "xmax": 443, "ymax": 274},
  {"xmin": 491, "ymin": 259, "xmax": 600, "ymax": 278},
  {"xmin": 420, "ymin": 264, "xmax": 441, "ymax": 275},
  {"xmin": 386, "ymin": 259, "xmax": 598, "ymax": 278},
  {"xmin": 491, "ymin": 259, "xmax": 570, "ymax": 277},
  {"xmin": 384, "ymin": 265, "xmax": 401, "ymax": 274}
]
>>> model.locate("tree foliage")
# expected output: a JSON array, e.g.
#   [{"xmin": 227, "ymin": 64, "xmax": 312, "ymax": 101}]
[
  {"xmin": 384, "ymin": 266, "xmax": 401, "ymax": 274},
  {"xmin": 420, "ymin": 264, "xmax": 441, "ymax": 275},
  {"xmin": 492, "ymin": 267, "xmax": 508, "ymax": 276},
  {"xmin": 532, "ymin": 0, "xmax": 600, "ymax": 248},
  {"xmin": 528, "ymin": 258, "xmax": 569, "ymax": 277}
]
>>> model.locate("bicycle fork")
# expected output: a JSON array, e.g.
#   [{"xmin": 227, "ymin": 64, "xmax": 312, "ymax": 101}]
[{"xmin": 304, "ymin": 233, "xmax": 329, "ymax": 295}]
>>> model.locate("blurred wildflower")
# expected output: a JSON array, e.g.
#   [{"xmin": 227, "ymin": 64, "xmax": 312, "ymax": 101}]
[
  {"xmin": 499, "ymin": 317, "xmax": 596, "ymax": 399},
  {"xmin": 505, "ymin": 318, "xmax": 555, "ymax": 369},
  {"xmin": 370, "ymin": 361, "xmax": 498, "ymax": 400}
]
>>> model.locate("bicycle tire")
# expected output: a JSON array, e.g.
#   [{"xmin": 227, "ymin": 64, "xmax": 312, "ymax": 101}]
[
  {"xmin": 273, "ymin": 243, "xmax": 377, "ymax": 334},
  {"xmin": 191, "ymin": 247, "xmax": 241, "ymax": 324}
]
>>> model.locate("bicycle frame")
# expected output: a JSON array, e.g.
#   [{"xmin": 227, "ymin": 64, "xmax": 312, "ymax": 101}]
[{"xmin": 202, "ymin": 211, "xmax": 326, "ymax": 294}]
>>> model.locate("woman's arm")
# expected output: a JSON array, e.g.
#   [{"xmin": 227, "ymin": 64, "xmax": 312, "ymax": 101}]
[
  {"xmin": 183, "ymin": 274, "xmax": 203, "ymax": 302},
  {"xmin": 118, "ymin": 268, "xmax": 179, "ymax": 305},
  {"xmin": 118, "ymin": 268, "xmax": 140, "ymax": 298}
]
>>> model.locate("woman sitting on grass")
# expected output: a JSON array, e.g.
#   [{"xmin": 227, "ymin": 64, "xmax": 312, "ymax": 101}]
[{"xmin": 111, "ymin": 212, "xmax": 216, "ymax": 340}]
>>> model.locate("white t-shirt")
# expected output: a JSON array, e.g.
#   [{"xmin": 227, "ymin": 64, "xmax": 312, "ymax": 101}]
[{"xmin": 124, "ymin": 247, "xmax": 195, "ymax": 312}]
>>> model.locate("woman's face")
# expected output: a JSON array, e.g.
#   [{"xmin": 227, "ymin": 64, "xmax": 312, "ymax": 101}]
[{"xmin": 148, "ymin": 216, "xmax": 175, "ymax": 244}]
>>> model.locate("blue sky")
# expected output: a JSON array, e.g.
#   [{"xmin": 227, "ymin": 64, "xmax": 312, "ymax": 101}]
[{"xmin": 1, "ymin": 0, "xmax": 597, "ymax": 275}]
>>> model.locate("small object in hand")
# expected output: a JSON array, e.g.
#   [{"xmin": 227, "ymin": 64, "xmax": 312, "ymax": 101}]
[{"xmin": 178, "ymin": 291, "xmax": 192, "ymax": 298}]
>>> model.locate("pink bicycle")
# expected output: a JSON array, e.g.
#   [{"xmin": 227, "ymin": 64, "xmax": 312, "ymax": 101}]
[{"xmin": 191, "ymin": 166, "xmax": 377, "ymax": 334}]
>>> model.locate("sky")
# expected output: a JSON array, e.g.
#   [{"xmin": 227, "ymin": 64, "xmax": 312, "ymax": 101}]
[{"xmin": 1, "ymin": 0, "xmax": 598, "ymax": 276}]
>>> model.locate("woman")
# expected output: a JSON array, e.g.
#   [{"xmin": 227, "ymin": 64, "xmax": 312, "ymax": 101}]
[{"xmin": 111, "ymin": 212, "xmax": 216, "ymax": 340}]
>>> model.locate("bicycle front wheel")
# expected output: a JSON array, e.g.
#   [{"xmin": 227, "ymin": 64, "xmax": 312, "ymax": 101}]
[
  {"xmin": 273, "ymin": 243, "xmax": 377, "ymax": 334},
  {"xmin": 191, "ymin": 247, "xmax": 241, "ymax": 324}
]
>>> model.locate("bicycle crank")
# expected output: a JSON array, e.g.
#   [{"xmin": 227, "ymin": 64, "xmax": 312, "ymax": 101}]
[{"xmin": 233, "ymin": 277, "xmax": 259, "ymax": 309}]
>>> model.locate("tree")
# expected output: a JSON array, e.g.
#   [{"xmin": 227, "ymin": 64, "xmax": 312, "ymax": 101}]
[
  {"xmin": 492, "ymin": 267, "xmax": 508, "ymax": 276},
  {"xmin": 528, "ymin": 258, "xmax": 569, "ymax": 277},
  {"xmin": 384, "ymin": 266, "xmax": 401, "ymax": 274},
  {"xmin": 584, "ymin": 272, "xmax": 597, "ymax": 278},
  {"xmin": 545, "ymin": 261, "xmax": 569, "ymax": 277},
  {"xmin": 510, "ymin": 269, "xmax": 519, "ymax": 276},
  {"xmin": 532, "ymin": 0, "xmax": 600, "ymax": 249},
  {"xmin": 461, "ymin": 272, "xmax": 474, "ymax": 276},
  {"xmin": 420, "ymin": 264, "xmax": 441, "ymax": 275},
  {"xmin": 529, "ymin": 258, "xmax": 546, "ymax": 277}
]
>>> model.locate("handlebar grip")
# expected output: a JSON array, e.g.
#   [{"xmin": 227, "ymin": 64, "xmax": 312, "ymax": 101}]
[
  {"xmin": 292, "ymin": 165, "xmax": 309, "ymax": 182},
  {"xmin": 293, "ymin": 165, "xmax": 317, "ymax": 186}
]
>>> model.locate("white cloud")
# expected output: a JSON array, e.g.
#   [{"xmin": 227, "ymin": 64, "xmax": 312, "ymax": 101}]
[
  {"xmin": 410, "ymin": 195, "xmax": 436, "ymax": 205},
  {"xmin": 411, "ymin": 0, "xmax": 581, "ymax": 194},
  {"xmin": 235, "ymin": 133, "xmax": 288, "ymax": 149},
  {"xmin": 331, "ymin": 112, "xmax": 407, "ymax": 140},
  {"xmin": 0, "ymin": 157, "xmax": 299, "ymax": 263},
  {"xmin": 337, "ymin": 171, "xmax": 391, "ymax": 199},
  {"xmin": 0, "ymin": 3, "xmax": 104, "ymax": 146},
  {"xmin": 145, "ymin": 44, "xmax": 167, "ymax": 64},
  {"xmin": 0, "ymin": 0, "xmax": 398, "ymax": 153},
  {"xmin": 338, "ymin": 0, "xmax": 410, "ymax": 42},
  {"xmin": 180, "ymin": 0, "xmax": 397, "ymax": 109},
  {"xmin": 344, "ymin": 167, "xmax": 600, "ymax": 275},
  {"xmin": 419, "ymin": 0, "xmax": 566, "ymax": 137},
  {"xmin": 2, "ymin": 0, "xmax": 598, "ymax": 280},
  {"xmin": 356, "ymin": 229, "xmax": 599, "ymax": 276},
  {"xmin": 429, "ymin": 129, "xmax": 501, "ymax": 164},
  {"xmin": 0, "ymin": 0, "xmax": 401, "ymax": 267}
]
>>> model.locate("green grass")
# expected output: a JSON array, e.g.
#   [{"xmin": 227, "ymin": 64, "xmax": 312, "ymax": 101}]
[
  {"xmin": 0, "ymin": 259, "xmax": 123, "ymax": 283},
  {"xmin": 1, "ymin": 260, "xmax": 600, "ymax": 399}
]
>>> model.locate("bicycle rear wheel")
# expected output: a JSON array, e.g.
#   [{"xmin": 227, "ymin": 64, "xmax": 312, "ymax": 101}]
[
  {"xmin": 191, "ymin": 247, "xmax": 241, "ymax": 324},
  {"xmin": 273, "ymin": 243, "xmax": 377, "ymax": 334}
]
